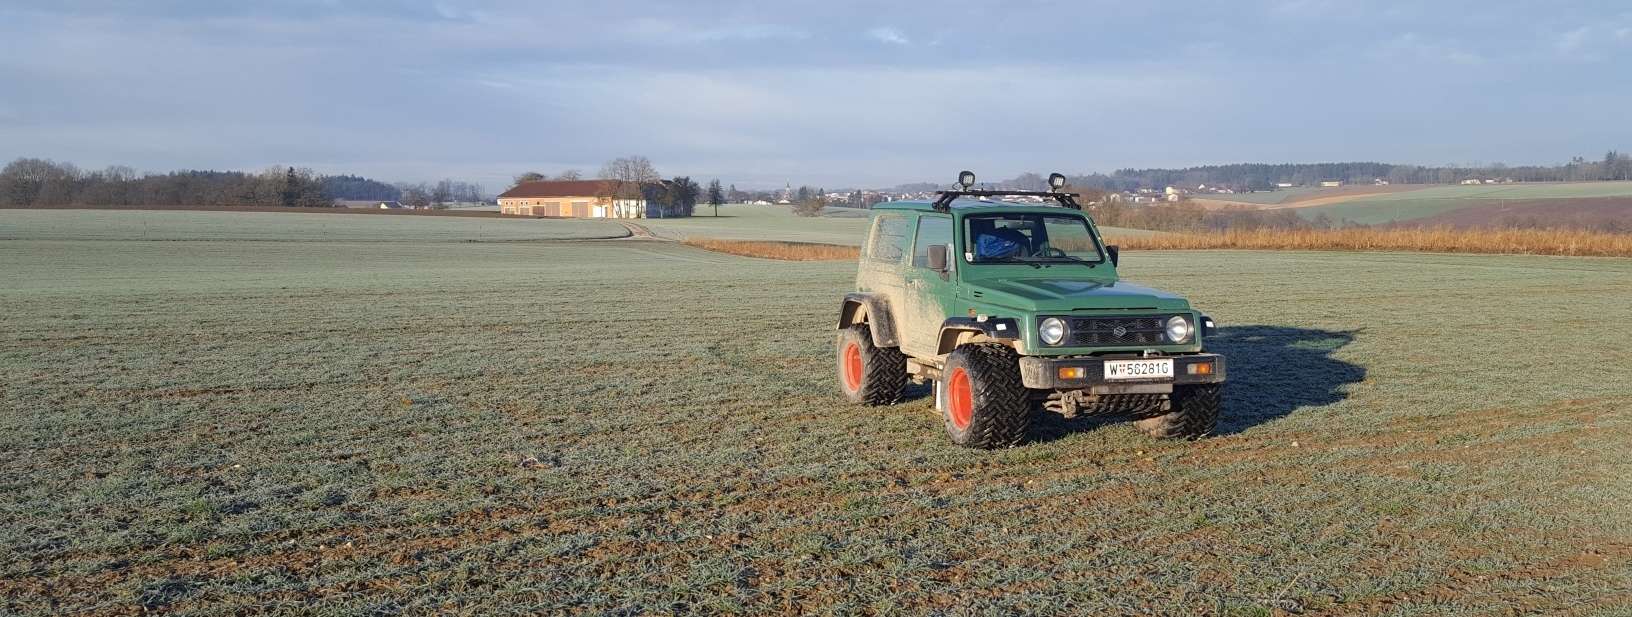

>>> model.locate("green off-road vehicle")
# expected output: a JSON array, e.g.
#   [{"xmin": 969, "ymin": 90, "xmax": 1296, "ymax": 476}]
[{"xmin": 836, "ymin": 172, "xmax": 1225, "ymax": 448}]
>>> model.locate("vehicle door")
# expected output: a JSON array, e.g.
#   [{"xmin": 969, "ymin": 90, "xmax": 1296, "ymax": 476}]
[
  {"xmin": 856, "ymin": 213, "xmax": 915, "ymax": 337},
  {"xmin": 901, "ymin": 214, "xmax": 957, "ymax": 358}
]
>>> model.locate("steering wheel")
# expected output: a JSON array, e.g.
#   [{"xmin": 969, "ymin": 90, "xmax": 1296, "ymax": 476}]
[{"xmin": 1041, "ymin": 246, "xmax": 1068, "ymax": 258}]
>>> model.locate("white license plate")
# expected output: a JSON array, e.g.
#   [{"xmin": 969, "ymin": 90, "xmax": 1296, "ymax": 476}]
[{"xmin": 1103, "ymin": 359, "xmax": 1174, "ymax": 381}]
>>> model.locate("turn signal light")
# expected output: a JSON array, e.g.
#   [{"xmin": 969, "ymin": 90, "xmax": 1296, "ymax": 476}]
[
  {"xmin": 1187, "ymin": 361, "xmax": 1214, "ymax": 376},
  {"xmin": 1057, "ymin": 367, "xmax": 1086, "ymax": 380}
]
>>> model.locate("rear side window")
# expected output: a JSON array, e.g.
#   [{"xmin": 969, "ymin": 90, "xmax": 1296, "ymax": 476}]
[
  {"xmin": 867, "ymin": 215, "xmax": 913, "ymax": 263},
  {"xmin": 911, "ymin": 216, "xmax": 953, "ymax": 268}
]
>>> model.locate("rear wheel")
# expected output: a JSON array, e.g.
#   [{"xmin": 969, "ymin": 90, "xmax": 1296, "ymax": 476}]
[
  {"xmin": 1134, "ymin": 384, "xmax": 1221, "ymax": 439},
  {"xmin": 940, "ymin": 344, "xmax": 1030, "ymax": 449},
  {"xmin": 836, "ymin": 325, "xmax": 906, "ymax": 405}
]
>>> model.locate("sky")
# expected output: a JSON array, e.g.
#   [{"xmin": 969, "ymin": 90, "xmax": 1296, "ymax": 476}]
[{"xmin": 2, "ymin": 1, "xmax": 1630, "ymax": 190}]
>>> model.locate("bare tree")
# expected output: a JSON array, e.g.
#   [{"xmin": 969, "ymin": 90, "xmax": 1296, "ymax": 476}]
[
  {"xmin": 431, "ymin": 180, "xmax": 454, "ymax": 208},
  {"xmin": 598, "ymin": 156, "xmax": 659, "ymax": 217},
  {"xmin": 793, "ymin": 196, "xmax": 827, "ymax": 217},
  {"xmin": 291, "ymin": 167, "xmax": 329, "ymax": 207},
  {"xmin": 0, "ymin": 158, "xmax": 79, "ymax": 206},
  {"xmin": 555, "ymin": 169, "xmax": 583, "ymax": 181},
  {"xmin": 512, "ymin": 172, "xmax": 545, "ymax": 187},
  {"xmin": 706, "ymin": 179, "xmax": 724, "ymax": 216},
  {"xmin": 400, "ymin": 183, "xmax": 431, "ymax": 209}
]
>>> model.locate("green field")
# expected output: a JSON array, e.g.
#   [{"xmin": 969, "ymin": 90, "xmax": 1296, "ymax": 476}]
[
  {"xmin": 3, "ymin": 210, "xmax": 1631, "ymax": 614},
  {"xmin": 644, "ymin": 203, "xmax": 1158, "ymax": 245},
  {"xmin": 1296, "ymin": 182, "xmax": 1632, "ymax": 225},
  {"xmin": 0, "ymin": 209, "xmax": 627, "ymax": 242}
]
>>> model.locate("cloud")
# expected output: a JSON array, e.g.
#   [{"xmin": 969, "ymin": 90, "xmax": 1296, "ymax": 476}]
[
  {"xmin": 867, "ymin": 27, "xmax": 909, "ymax": 45},
  {"xmin": 3, "ymin": 1, "xmax": 1631, "ymax": 187},
  {"xmin": 462, "ymin": 62, "xmax": 1217, "ymax": 186},
  {"xmin": 1372, "ymin": 33, "xmax": 1484, "ymax": 65},
  {"xmin": 689, "ymin": 23, "xmax": 809, "ymax": 42},
  {"xmin": 1555, "ymin": 27, "xmax": 1590, "ymax": 54}
]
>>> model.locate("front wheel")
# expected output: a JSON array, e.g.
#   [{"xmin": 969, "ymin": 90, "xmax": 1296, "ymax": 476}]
[
  {"xmin": 940, "ymin": 344, "xmax": 1030, "ymax": 449},
  {"xmin": 1133, "ymin": 384, "xmax": 1221, "ymax": 439}
]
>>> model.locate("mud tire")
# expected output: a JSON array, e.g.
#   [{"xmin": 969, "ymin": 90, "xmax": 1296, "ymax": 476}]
[
  {"xmin": 940, "ymin": 344, "xmax": 1030, "ymax": 449},
  {"xmin": 836, "ymin": 325, "xmax": 907, "ymax": 405},
  {"xmin": 1134, "ymin": 384, "xmax": 1221, "ymax": 439}
]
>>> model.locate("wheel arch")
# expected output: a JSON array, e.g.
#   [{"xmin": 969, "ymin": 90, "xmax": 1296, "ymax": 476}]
[
  {"xmin": 837, "ymin": 293, "xmax": 899, "ymax": 348},
  {"xmin": 935, "ymin": 317, "xmax": 1021, "ymax": 355}
]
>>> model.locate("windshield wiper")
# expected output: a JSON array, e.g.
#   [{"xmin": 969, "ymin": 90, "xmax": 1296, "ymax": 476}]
[
  {"xmin": 1039, "ymin": 254, "xmax": 1098, "ymax": 268},
  {"xmin": 977, "ymin": 256, "xmax": 1041, "ymax": 268}
]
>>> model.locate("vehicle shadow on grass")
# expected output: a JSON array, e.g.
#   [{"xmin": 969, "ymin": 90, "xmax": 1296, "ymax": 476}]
[{"xmin": 1030, "ymin": 325, "xmax": 1365, "ymax": 442}]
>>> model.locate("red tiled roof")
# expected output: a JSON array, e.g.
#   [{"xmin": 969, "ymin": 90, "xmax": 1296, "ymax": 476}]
[{"xmin": 497, "ymin": 180, "xmax": 610, "ymax": 199}]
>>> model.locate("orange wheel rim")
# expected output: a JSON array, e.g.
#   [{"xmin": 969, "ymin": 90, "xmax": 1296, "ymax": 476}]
[
  {"xmin": 947, "ymin": 368, "xmax": 973, "ymax": 430},
  {"xmin": 842, "ymin": 342, "xmax": 863, "ymax": 392}
]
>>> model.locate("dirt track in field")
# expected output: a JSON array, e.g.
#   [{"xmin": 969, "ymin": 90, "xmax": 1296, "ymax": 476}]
[
  {"xmin": 1192, "ymin": 185, "xmax": 1425, "ymax": 210},
  {"xmin": 618, "ymin": 221, "xmax": 660, "ymax": 239}
]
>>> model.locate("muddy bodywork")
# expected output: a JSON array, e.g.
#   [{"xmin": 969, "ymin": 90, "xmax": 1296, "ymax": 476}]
[
  {"xmin": 836, "ymin": 293, "xmax": 900, "ymax": 348},
  {"xmin": 837, "ymin": 195, "xmax": 1225, "ymax": 445},
  {"xmin": 845, "ymin": 199, "xmax": 1217, "ymax": 362}
]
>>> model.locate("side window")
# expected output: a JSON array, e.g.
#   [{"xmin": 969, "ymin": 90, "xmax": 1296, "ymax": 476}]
[
  {"xmin": 867, "ymin": 215, "xmax": 912, "ymax": 263},
  {"xmin": 911, "ymin": 216, "xmax": 953, "ymax": 268}
]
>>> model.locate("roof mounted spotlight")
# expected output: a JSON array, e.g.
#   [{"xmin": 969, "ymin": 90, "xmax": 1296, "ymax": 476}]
[{"xmin": 931, "ymin": 169, "xmax": 1084, "ymax": 212}]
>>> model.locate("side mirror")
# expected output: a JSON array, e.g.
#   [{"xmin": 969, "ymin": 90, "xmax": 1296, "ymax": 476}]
[
  {"xmin": 926, "ymin": 244, "xmax": 948, "ymax": 271},
  {"xmin": 1106, "ymin": 245, "xmax": 1120, "ymax": 267}
]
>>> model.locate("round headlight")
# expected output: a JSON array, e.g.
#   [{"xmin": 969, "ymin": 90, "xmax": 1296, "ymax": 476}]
[
  {"xmin": 1040, "ymin": 317, "xmax": 1068, "ymax": 346},
  {"xmin": 1165, "ymin": 315, "xmax": 1193, "ymax": 343}
]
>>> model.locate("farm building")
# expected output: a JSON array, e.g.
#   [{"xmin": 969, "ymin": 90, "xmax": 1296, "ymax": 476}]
[
  {"xmin": 1319, "ymin": 180, "xmax": 1343, "ymax": 187},
  {"xmin": 496, "ymin": 180, "xmax": 647, "ymax": 218}
]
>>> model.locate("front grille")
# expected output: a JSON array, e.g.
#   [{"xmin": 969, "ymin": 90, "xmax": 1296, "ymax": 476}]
[{"xmin": 1067, "ymin": 316, "xmax": 1169, "ymax": 346}]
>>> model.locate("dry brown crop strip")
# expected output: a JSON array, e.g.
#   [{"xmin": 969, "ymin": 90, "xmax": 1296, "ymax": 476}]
[{"xmin": 683, "ymin": 238, "xmax": 860, "ymax": 260}]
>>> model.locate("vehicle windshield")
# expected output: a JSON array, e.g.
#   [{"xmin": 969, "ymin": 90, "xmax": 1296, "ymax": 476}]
[{"xmin": 964, "ymin": 213, "xmax": 1105, "ymax": 264}]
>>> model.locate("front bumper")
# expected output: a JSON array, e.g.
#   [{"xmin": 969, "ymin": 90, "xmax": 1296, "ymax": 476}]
[{"xmin": 1018, "ymin": 353, "xmax": 1226, "ymax": 392}]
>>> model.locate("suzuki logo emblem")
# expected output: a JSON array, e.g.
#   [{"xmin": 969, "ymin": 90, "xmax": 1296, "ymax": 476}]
[{"xmin": 1112, "ymin": 325, "xmax": 1128, "ymax": 336}]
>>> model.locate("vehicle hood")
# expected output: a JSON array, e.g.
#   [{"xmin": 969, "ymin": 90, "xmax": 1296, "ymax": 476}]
[{"xmin": 968, "ymin": 279, "xmax": 1191, "ymax": 312}]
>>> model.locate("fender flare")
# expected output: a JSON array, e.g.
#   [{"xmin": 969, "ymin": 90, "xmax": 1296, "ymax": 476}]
[
  {"xmin": 936, "ymin": 316, "xmax": 1021, "ymax": 355},
  {"xmin": 837, "ymin": 293, "xmax": 899, "ymax": 348}
]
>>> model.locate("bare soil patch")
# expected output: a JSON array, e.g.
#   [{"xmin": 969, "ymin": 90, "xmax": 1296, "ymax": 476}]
[{"xmin": 1266, "ymin": 185, "xmax": 1426, "ymax": 208}]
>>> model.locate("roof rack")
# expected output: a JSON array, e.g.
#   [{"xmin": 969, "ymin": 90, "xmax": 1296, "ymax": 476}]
[{"xmin": 930, "ymin": 190, "xmax": 1082, "ymax": 212}]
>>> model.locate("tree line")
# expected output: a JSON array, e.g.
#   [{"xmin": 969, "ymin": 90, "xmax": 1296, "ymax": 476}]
[
  {"xmin": 398, "ymin": 180, "xmax": 483, "ymax": 209},
  {"xmin": 0, "ymin": 157, "xmax": 486, "ymax": 208},
  {"xmin": 1033, "ymin": 151, "xmax": 1632, "ymax": 192}
]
